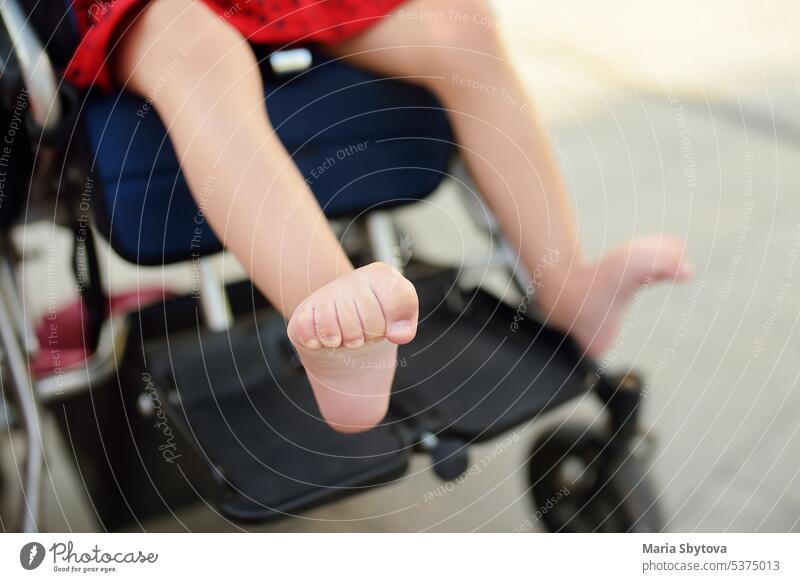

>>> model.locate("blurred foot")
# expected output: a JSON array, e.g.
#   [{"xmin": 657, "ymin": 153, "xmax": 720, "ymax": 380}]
[
  {"xmin": 287, "ymin": 262, "xmax": 418, "ymax": 433},
  {"xmin": 540, "ymin": 236, "xmax": 692, "ymax": 357}
]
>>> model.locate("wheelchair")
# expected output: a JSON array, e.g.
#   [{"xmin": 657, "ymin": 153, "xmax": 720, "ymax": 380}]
[{"xmin": 0, "ymin": 0, "xmax": 663, "ymax": 532}]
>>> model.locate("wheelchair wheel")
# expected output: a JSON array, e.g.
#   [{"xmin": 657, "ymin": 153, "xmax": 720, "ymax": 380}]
[{"xmin": 527, "ymin": 424, "xmax": 664, "ymax": 532}]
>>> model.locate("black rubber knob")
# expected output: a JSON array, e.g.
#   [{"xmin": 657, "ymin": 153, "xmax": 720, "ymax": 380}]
[{"xmin": 431, "ymin": 438, "xmax": 469, "ymax": 482}]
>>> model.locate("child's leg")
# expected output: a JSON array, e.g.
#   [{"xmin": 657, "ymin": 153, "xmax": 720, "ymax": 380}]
[
  {"xmin": 327, "ymin": 0, "xmax": 692, "ymax": 356},
  {"xmin": 114, "ymin": 0, "xmax": 418, "ymax": 431}
]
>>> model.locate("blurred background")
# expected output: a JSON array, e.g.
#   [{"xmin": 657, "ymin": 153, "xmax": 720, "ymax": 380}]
[{"xmin": 3, "ymin": 0, "xmax": 800, "ymax": 532}]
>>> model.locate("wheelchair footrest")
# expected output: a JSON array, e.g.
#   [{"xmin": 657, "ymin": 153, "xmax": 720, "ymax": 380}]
[
  {"xmin": 145, "ymin": 312, "xmax": 412, "ymax": 523},
  {"xmin": 394, "ymin": 267, "xmax": 591, "ymax": 441},
  {"xmin": 140, "ymin": 266, "xmax": 592, "ymax": 522}
]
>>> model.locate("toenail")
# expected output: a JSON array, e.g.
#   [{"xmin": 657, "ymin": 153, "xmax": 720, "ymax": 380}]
[
  {"xmin": 303, "ymin": 338, "xmax": 322, "ymax": 349},
  {"xmin": 389, "ymin": 321, "xmax": 412, "ymax": 336},
  {"xmin": 344, "ymin": 339, "xmax": 364, "ymax": 348}
]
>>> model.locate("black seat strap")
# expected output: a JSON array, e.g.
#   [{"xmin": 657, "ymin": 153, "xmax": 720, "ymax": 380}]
[{"xmin": 71, "ymin": 220, "xmax": 106, "ymax": 352}]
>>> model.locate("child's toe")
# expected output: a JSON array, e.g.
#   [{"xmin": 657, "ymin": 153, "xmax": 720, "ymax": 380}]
[
  {"xmin": 354, "ymin": 287, "xmax": 386, "ymax": 343},
  {"xmin": 313, "ymin": 300, "xmax": 342, "ymax": 348},
  {"xmin": 288, "ymin": 303, "xmax": 321, "ymax": 350},
  {"xmin": 651, "ymin": 240, "xmax": 690, "ymax": 280},
  {"xmin": 336, "ymin": 297, "xmax": 365, "ymax": 349},
  {"xmin": 373, "ymin": 277, "xmax": 419, "ymax": 345}
]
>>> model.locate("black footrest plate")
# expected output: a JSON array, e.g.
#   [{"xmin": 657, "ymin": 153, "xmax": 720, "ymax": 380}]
[
  {"xmin": 394, "ymin": 268, "xmax": 591, "ymax": 441},
  {"xmin": 145, "ymin": 312, "xmax": 412, "ymax": 523},
  {"xmin": 141, "ymin": 266, "xmax": 591, "ymax": 523}
]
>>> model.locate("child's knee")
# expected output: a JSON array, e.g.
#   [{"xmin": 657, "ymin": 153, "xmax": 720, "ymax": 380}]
[
  {"xmin": 421, "ymin": 0, "xmax": 500, "ymax": 49},
  {"xmin": 114, "ymin": 0, "xmax": 249, "ymax": 91},
  {"xmin": 407, "ymin": 0, "xmax": 504, "ymax": 80}
]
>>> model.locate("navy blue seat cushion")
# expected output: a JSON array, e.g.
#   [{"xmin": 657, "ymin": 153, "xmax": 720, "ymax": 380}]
[{"xmin": 84, "ymin": 55, "xmax": 454, "ymax": 265}]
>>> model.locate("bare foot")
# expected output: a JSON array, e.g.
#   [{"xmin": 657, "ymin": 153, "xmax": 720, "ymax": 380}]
[
  {"xmin": 539, "ymin": 236, "xmax": 693, "ymax": 358},
  {"xmin": 287, "ymin": 262, "xmax": 419, "ymax": 433}
]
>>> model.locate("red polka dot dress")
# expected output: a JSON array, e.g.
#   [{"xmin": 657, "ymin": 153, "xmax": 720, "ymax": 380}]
[{"xmin": 66, "ymin": 0, "xmax": 407, "ymax": 91}]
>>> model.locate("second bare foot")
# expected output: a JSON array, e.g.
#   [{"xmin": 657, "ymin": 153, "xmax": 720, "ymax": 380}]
[{"xmin": 539, "ymin": 235, "xmax": 693, "ymax": 358}]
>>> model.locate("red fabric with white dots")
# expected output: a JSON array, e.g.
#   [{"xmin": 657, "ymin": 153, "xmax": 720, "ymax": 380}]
[{"xmin": 65, "ymin": 0, "xmax": 406, "ymax": 91}]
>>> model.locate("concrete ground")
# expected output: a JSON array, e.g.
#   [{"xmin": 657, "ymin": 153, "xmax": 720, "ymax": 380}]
[{"xmin": 3, "ymin": 0, "xmax": 800, "ymax": 532}]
